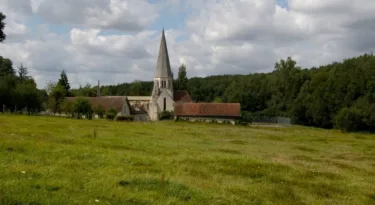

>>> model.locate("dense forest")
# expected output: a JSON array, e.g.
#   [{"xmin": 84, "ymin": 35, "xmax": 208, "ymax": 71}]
[{"xmin": 1, "ymin": 12, "xmax": 375, "ymax": 132}]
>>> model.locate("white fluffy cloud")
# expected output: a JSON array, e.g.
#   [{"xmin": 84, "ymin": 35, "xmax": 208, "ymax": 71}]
[
  {"xmin": 1, "ymin": 0, "xmax": 375, "ymax": 89},
  {"xmin": 37, "ymin": 0, "xmax": 158, "ymax": 31}
]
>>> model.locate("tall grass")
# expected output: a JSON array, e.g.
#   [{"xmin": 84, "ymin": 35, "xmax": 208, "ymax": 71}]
[{"xmin": 0, "ymin": 115, "xmax": 374, "ymax": 205}]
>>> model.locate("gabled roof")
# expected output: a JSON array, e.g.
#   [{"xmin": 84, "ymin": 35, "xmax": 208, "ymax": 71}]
[
  {"xmin": 155, "ymin": 29, "xmax": 173, "ymax": 78},
  {"xmin": 174, "ymin": 90, "xmax": 192, "ymax": 104},
  {"xmin": 174, "ymin": 103, "xmax": 241, "ymax": 118}
]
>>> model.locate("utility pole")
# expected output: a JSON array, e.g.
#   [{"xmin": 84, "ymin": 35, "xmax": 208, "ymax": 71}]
[{"xmin": 97, "ymin": 80, "xmax": 101, "ymax": 97}]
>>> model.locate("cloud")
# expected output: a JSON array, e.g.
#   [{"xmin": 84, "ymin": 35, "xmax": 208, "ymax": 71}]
[
  {"xmin": 1, "ymin": 0, "xmax": 375, "ymax": 89},
  {"xmin": 36, "ymin": 0, "xmax": 158, "ymax": 31}
]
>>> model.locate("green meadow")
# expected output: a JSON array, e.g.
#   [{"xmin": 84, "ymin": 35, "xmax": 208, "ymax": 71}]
[{"xmin": 0, "ymin": 115, "xmax": 374, "ymax": 205}]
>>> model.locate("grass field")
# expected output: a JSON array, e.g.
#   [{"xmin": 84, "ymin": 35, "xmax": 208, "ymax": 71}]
[{"xmin": 0, "ymin": 115, "xmax": 374, "ymax": 205}]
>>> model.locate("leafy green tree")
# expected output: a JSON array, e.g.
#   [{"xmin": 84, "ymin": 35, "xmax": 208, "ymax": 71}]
[
  {"xmin": 334, "ymin": 107, "xmax": 363, "ymax": 132},
  {"xmin": 0, "ymin": 12, "xmax": 6, "ymax": 42},
  {"xmin": 0, "ymin": 56, "xmax": 15, "ymax": 77},
  {"xmin": 13, "ymin": 79, "xmax": 41, "ymax": 114},
  {"xmin": 73, "ymin": 83, "xmax": 96, "ymax": 97},
  {"xmin": 73, "ymin": 98, "xmax": 93, "ymax": 119},
  {"xmin": 47, "ymin": 83, "xmax": 66, "ymax": 114},
  {"xmin": 129, "ymin": 80, "xmax": 144, "ymax": 96}
]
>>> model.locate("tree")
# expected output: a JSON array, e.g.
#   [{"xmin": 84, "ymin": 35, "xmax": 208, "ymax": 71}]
[
  {"xmin": 13, "ymin": 79, "xmax": 41, "ymax": 114},
  {"xmin": 0, "ymin": 56, "xmax": 15, "ymax": 77},
  {"xmin": 175, "ymin": 64, "xmax": 188, "ymax": 90},
  {"xmin": 57, "ymin": 70, "xmax": 70, "ymax": 95},
  {"xmin": 130, "ymin": 80, "xmax": 144, "ymax": 96},
  {"xmin": 47, "ymin": 83, "xmax": 67, "ymax": 114},
  {"xmin": 61, "ymin": 100, "xmax": 74, "ymax": 116},
  {"xmin": 0, "ymin": 12, "xmax": 6, "ymax": 42},
  {"xmin": 18, "ymin": 64, "xmax": 29, "ymax": 81},
  {"xmin": 213, "ymin": 97, "xmax": 223, "ymax": 103},
  {"xmin": 73, "ymin": 98, "xmax": 93, "ymax": 119}
]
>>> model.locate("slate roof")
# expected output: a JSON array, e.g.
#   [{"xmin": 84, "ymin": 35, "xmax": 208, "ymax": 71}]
[
  {"xmin": 173, "ymin": 90, "xmax": 192, "ymax": 104},
  {"xmin": 66, "ymin": 96, "xmax": 131, "ymax": 114},
  {"xmin": 155, "ymin": 29, "xmax": 173, "ymax": 78},
  {"xmin": 174, "ymin": 103, "xmax": 241, "ymax": 118}
]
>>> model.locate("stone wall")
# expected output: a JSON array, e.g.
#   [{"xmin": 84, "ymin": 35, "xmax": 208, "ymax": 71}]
[{"xmin": 176, "ymin": 116, "xmax": 237, "ymax": 125}]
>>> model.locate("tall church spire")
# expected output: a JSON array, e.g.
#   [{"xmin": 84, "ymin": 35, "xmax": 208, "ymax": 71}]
[{"xmin": 155, "ymin": 29, "xmax": 172, "ymax": 78}]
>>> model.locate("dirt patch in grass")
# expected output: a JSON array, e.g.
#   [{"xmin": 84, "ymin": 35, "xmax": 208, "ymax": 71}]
[
  {"xmin": 216, "ymin": 148, "xmax": 242, "ymax": 155},
  {"xmin": 293, "ymin": 145, "xmax": 318, "ymax": 152}
]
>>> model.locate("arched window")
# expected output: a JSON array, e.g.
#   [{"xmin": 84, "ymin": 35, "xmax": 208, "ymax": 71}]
[{"xmin": 161, "ymin": 80, "xmax": 166, "ymax": 88}]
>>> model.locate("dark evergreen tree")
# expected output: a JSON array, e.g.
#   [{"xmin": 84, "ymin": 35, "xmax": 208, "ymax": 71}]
[
  {"xmin": 57, "ymin": 70, "xmax": 71, "ymax": 96},
  {"xmin": 0, "ymin": 12, "xmax": 6, "ymax": 42},
  {"xmin": 175, "ymin": 64, "xmax": 188, "ymax": 90}
]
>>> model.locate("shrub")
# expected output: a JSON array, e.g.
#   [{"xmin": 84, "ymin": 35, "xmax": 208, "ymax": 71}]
[
  {"xmin": 334, "ymin": 107, "xmax": 363, "ymax": 132},
  {"xmin": 238, "ymin": 111, "xmax": 252, "ymax": 126},
  {"xmin": 73, "ymin": 98, "xmax": 93, "ymax": 120},
  {"xmin": 116, "ymin": 115, "xmax": 134, "ymax": 122},
  {"xmin": 94, "ymin": 104, "xmax": 105, "ymax": 119},
  {"xmin": 106, "ymin": 108, "xmax": 117, "ymax": 120},
  {"xmin": 61, "ymin": 100, "xmax": 73, "ymax": 116},
  {"xmin": 159, "ymin": 111, "xmax": 174, "ymax": 121}
]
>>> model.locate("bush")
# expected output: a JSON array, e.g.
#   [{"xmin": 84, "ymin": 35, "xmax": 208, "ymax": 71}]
[
  {"xmin": 73, "ymin": 98, "xmax": 93, "ymax": 120},
  {"xmin": 159, "ymin": 111, "xmax": 174, "ymax": 121},
  {"xmin": 61, "ymin": 100, "xmax": 73, "ymax": 116},
  {"xmin": 106, "ymin": 108, "xmax": 117, "ymax": 120},
  {"xmin": 238, "ymin": 111, "xmax": 252, "ymax": 126},
  {"xmin": 116, "ymin": 115, "xmax": 134, "ymax": 122},
  {"xmin": 334, "ymin": 107, "xmax": 363, "ymax": 132},
  {"xmin": 94, "ymin": 104, "xmax": 106, "ymax": 119}
]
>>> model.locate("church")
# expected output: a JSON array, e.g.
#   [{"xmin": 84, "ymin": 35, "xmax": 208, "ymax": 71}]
[
  {"xmin": 67, "ymin": 29, "xmax": 241, "ymax": 122},
  {"xmin": 67, "ymin": 29, "xmax": 193, "ymax": 121}
]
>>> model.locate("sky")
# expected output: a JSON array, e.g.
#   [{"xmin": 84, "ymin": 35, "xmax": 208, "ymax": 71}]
[{"xmin": 1, "ymin": 0, "xmax": 375, "ymax": 89}]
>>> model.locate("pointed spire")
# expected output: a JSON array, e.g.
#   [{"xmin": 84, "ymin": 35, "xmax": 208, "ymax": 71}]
[{"xmin": 155, "ymin": 28, "xmax": 172, "ymax": 78}]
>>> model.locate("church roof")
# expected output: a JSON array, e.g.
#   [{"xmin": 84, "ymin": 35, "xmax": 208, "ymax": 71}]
[
  {"xmin": 66, "ymin": 96, "xmax": 130, "ymax": 114},
  {"xmin": 173, "ymin": 90, "xmax": 192, "ymax": 104},
  {"xmin": 155, "ymin": 29, "xmax": 173, "ymax": 78},
  {"xmin": 174, "ymin": 103, "xmax": 241, "ymax": 118}
]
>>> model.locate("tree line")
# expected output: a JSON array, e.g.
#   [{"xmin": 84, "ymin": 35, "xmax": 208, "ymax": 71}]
[
  {"xmin": 75, "ymin": 55, "xmax": 375, "ymax": 132},
  {"xmin": 2, "ymin": 53, "xmax": 374, "ymax": 132}
]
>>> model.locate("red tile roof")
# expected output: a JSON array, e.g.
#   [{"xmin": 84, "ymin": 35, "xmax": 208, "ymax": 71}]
[
  {"xmin": 174, "ymin": 90, "xmax": 192, "ymax": 103},
  {"xmin": 66, "ymin": 96, "xmax": 127, "ymax": 113},
  {"xmin": 174, "ymin": 103, "xmax": 241, "ymax": 118}
]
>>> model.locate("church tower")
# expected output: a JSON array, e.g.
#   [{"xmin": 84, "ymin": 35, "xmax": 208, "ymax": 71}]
[
  {"xmin": 150, "ymin": 29, "xmax": 175, "ymax": 120},
  {"xmin": 152, "ymin": 29, "xmax": 174, "ymax": 97}
]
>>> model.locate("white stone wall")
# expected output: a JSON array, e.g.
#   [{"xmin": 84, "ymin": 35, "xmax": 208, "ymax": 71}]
[
  {"xmin": 178, "ymin": 116, "xmax": 237, "ymax": 125},
  {"xmin": 156, "ymin": 91, "xmax": 174, "ymax": 113}
]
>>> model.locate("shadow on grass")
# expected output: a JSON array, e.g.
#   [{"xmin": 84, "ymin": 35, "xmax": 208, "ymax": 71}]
[{"xmin": 117, "ymin": 178, "xmax": 198, "ymax": 202}]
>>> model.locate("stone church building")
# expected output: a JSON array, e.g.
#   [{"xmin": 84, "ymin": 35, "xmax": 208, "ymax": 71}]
[{"xmin": 67, "ymin": 30, "xmax": 241, "ymax": 122}]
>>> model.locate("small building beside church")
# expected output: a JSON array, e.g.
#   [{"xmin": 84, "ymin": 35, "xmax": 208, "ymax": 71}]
[
  {"xmin": 174, "ymin": 103, "xmax": 241, "ymax": 124},
  {"xmin": 66, "ymin": 29, "xmax": 241, "ymax": 122}
]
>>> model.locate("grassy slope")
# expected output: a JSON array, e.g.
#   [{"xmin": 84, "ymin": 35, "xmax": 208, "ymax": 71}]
[{"xmin": 0, "ymin": 115, "xmax": 374, "ymax": 205}]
